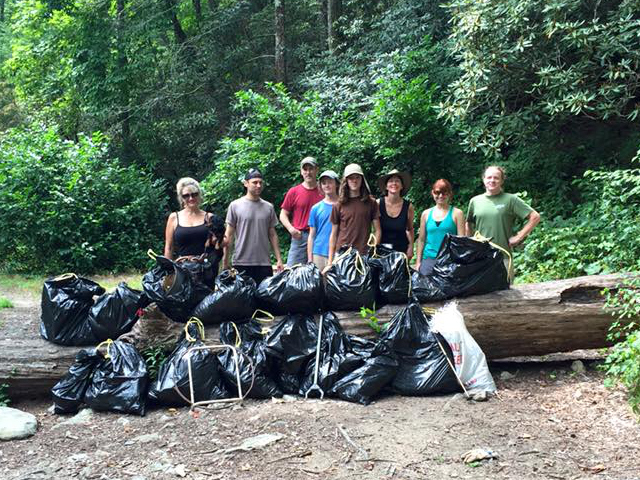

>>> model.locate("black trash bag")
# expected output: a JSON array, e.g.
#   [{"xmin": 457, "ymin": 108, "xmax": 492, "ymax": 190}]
[
  {"xmin": 256, "ymin": 263, "xmax": 323, "ymax": 315},
  {"xmin": 192, "ymin": 269, "xmax": 257, "ymax": 325},
  {"xmin": 380, "ymin": 301, "xmax": 460, "ymax": 396},
  {"xmin": 367, "ymin": 245, "xmax": 412, "ymax": 305},
  {"xmin": 142, "ymin": 255, "xmax": 211, "ymax": 323},
  {"xmin": 325, "ymin": 246, "xmax": 376, "ymax": 311},
  {"xmin": 88, "ymin": 282, "xmax": 147, "ymax": 342},
  {"xmin": 412, "ymin": 235, "xmax": 508, "ymax": 302},
  {"xmin": 299, "ymin": 312, "xmax": 368, "ymax": 396},
  {"xmin": 40, "ymin": 274, "xmax": 105, "ymax": 346},
  {"xmin": 149, "ymin": 319, "xmax": 229, "ymax": 406},
  {"xmin": 328, "ymin": 341, "xmax": 399, "ymax": 405},
  {"xmin": 264, "ymin": 314, "xmax": 318, "ymax": 375},
  {"xmin": 218, "ymin": 320, "xmax": 282, "ymax": 399},
  {"xmin": 84, "ymin": 340, "xmax": 149, "ymax": 416},
  {"xmin": 51, "ymin": 349, "xmax": 103, "ymax": 414}
]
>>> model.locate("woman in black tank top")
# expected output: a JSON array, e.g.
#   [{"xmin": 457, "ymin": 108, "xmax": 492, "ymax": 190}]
[
  {"xmin": 376, "ymin": 169, "xmax": 415, "ymax": 259},
  {"xmin": 164, "ymin": 178, "xmax": 224, "ymax": 285}
]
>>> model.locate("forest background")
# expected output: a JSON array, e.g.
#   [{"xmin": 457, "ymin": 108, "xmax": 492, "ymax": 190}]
[{"xmin": 0, "ymin": 1, "xmax": 639, "ymax": 407}]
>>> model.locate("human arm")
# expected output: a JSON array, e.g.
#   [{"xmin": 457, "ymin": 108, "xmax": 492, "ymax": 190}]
[
  {"xmin": 163, "ymin": 213, "xmax": 177, "ymax": 259},
  {"xmin": 323, "ymin": 223, "xmax": 339, "ymax": 274},
  {"xmin": 405, "ymin": 203, "xmax": 415, "ymax": 261},
  {"xmin": 307, "ymin": 227, "xmax": 316, "ymax": 262},
  {"xmin": 372, "ymin": 218, "xmax": 382, "ymax": 245},
  {"xmin": 221, "ymin": 224, "xmax": 235, "ymax": 270},
  {"xmin": 268, "ymin": 226, "xmax": 284, "ymax": 271},
  {"xmin": 508, "ymin": 209, "xmax": 541, "ymax": 247},
  {"xmin": 454, "ymin": 208, "xmax": 466, "ymax": 236},
  {"xmin": 465, "ymin": 199, "xmax": 475, "ymax": 236},
  {"xmin": 415, "ymin": 209, "xmax": 428, "ymax": 270},
  {"xmin": 279, "ymin": 208, "xmax": 302, "ymax": 240}
]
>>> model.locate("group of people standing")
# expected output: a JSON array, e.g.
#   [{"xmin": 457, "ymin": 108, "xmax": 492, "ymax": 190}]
[{"xmin": 164, "ymin": 159, "xmax": 541, "ymax": 287}]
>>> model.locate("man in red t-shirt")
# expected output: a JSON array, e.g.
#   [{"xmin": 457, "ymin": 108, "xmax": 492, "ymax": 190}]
[{"xmin": 280, "ymin": 156, "xmax": 324, "ymax": 265}]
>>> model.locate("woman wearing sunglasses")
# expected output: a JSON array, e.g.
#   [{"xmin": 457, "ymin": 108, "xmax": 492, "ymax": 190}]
[
  {"xmin": 163, "ymin": 177, "xmax": 224, "ymax": 286},
  {"xmin": 415, "ymin": 179, "xmax": 465, "ymax": 275}
]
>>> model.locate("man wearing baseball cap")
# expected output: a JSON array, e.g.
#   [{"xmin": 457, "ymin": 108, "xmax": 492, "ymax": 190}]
[
  {"xmin": 279, "ymin": 156, "xmax": 324, "ymax": 265},
  {"xmin": 223, "ymin": 168, "xmax": 284, "ymax": 285},
  {"xmin": 307, "ymin": 169, "xmax": 340, "ymax": 271}
]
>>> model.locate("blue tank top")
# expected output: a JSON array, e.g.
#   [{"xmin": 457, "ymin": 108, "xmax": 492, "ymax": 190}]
[{"xmin": 423, "ymin": 207, "xmax": 457, "ymax": 259}]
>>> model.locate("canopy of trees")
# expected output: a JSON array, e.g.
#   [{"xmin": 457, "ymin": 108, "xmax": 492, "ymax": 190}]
[{"xmin": 0, "ymin": 0, "xmax": 638, "ymax": 277}]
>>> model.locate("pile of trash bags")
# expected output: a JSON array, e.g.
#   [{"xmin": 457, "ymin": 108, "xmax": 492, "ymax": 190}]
[
  {"xmin": 41, "ymin": 274, "xmax": 146, "ymax": 346},
  {"xmin": 47, "ymin": 236, "xmax": 501, "ymax": 413}
]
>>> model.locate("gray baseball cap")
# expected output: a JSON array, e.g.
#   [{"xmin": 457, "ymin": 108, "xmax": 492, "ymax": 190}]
[
  {"xmin": 319, "ymin": 170, "xmax": 339, "ymax": 182},
  {"xmin": 300, "ymin": 156, "xmax": 318, "ymax": 168}
]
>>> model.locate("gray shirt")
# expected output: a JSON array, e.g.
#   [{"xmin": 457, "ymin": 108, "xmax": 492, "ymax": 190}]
[{"xmin": 226, "ymin": 197, "xmax": 278, "ymax": 266}]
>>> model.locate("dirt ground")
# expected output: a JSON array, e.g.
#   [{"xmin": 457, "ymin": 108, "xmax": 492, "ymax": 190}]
[{"xmin": 1, "ymin": 285, "xmax": 639, "ymax": 480}]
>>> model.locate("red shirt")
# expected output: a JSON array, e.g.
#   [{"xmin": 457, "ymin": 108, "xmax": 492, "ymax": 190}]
[{"xmin": 281, "ymin": 183, "xmax": 323, "ymax": 231}]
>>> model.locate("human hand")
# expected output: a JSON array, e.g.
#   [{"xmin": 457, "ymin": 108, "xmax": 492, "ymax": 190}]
[
  {"xmin": 322, "ymin": 264, "xmax": 332, "ymax": 275},
  {"xmin": 290, "ymin": 228, "xmax": 302, "ymax": 240},
  {"xmin": 275, "ymin": 261, "xmax": 284, "ymax": 272},
  {"xmin": 508, "ymin": 234, "xmax": 522, "ymax": 248},
  {"xmin": 406, "ymin": 247, "xmax": 413, "ymax": 262}
]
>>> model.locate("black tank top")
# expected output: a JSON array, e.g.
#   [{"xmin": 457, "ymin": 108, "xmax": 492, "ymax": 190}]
[
  {"xmin": 379, "ymin": 198, "xmax": 409, "ymax": 253},
  {"xmin": 173, "ymin": 212, "xmax": 210, "ymax": 257}
]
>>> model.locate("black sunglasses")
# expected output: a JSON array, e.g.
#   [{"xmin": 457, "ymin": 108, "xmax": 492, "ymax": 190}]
[{"xmin": 182, "ymin": 192, "xmax": 199, "ymax": 200}]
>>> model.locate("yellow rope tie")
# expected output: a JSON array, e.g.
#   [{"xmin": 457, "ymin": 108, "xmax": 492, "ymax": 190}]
[
  {"xmin": 230, "ymin": 322, "xmax": 242, "ymax": 348},
  {"xmin": 53, "ymin": 273, "xmax": 78, "ymax": 282},
  {"xmin": 147, "ymin": 249, "xmax": 158, "ymax": 261},
  {"xmin": 333, "ymin": 246, "xmax": 353, "ymax": 265},
  {"xmin": 472, "ymin": 231, "xmax": 513, "ymax": 277},
  {"xmin": 422, "ymin": 307, "xmax": 436, "ymax": 315},
  {"xmin": 184, "ymin": 317, "xmax": 205, "ymax": 342},
  {"xmin": 400, "ymin": 252, "xmax": 412, "ymax": 298},
  {"xmin": 367, "ymin": 233, "xmax": 378, "ymax": 258},
  {"xmin": 251, "ymin": 309, "xmax": 274, "ymax": 336},
  {"xmin": 96, "ymin": 339, "xmax": 114, "ymax": 359}
]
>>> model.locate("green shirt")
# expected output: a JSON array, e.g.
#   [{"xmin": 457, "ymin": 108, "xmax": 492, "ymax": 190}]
[{"xmin": 466, "ymin": 192, "xmax": 533, "ymax": 253}]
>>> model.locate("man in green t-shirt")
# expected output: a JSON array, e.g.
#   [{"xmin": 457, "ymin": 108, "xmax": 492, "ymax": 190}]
[{"xmin": 466, "ymin": 166, "xmax": 541, "ymax": 281}]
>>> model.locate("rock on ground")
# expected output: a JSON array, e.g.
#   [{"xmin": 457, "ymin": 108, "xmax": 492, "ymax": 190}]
[{"xmin": 0, "ymin": 406, "xmax": 38, "ymax": 440}]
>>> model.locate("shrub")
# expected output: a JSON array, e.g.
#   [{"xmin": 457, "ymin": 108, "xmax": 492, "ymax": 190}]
[{"xmin": 0, "ymin": 126, "xmax": 167, "ymax": 273}]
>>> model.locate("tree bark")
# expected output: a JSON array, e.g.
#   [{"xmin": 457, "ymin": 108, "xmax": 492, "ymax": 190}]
[
  {"xmin": 193, "ymin": 0, "xmax": 202, "ymax": 22},
  {"xmin": 2, "ymin": 274, "xmax": 635, "ymax": 399},
  {"xmin": 327, "ymin": 0, "xmax": 340, "ymax": 53},
  {"xmin": 164, "ymin": 0, "xmax": 188, "ymax": 44},
  {"xmin": 116, "ymin": 0, "xmax": 131, "ymax": 155},
  {"xmin": 0, "ymin": 0, "xmax": 5, "ymax": 23},
  {"xmin": 274, "ymin": 0, "xmax": 286, "ymax": 84}
]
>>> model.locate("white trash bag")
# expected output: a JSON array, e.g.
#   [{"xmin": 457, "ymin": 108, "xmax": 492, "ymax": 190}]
[{"xmin": 430, "ymin": 302, "xmax": 496, "ymax": 394}]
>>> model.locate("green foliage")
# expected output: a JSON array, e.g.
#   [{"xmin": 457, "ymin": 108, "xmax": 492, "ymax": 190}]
[
  {"xmin": 601, "ymin": 277, "xmax": 640, "ymax": 414},
  {"xmin": 142, "ymin": 345, "xmax": 169, "ymax": 382},
  {"xmin": 359, "ymin": 305, "xmax": 388, "ymax": 334},
  {"xmin": 0, "ymin": 126, "xmax": 167, "ymax": 273},
  {"xmin": 441, "ymin": 0, "xmax": 640, "ymax": 157},
  {"xmin": 0, "ymin": 383, "xmax": 9, "ymax": 407},
  {"xmin": 0, "ymin": 297, "xmax": 13, "ymax": 308},
  {"xmin": 515, "ymin": 158, "xmax": 640, "ymax": 282}
]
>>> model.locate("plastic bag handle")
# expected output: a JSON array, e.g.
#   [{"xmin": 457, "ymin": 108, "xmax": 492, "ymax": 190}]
[
  {"xmin": 185, "ymin": 317, "xmax": 206, "ymax": 342},
  {"xmin": 96, "ymin": 339, "xmax": 114, "ymax": 359},
  {"xmin": 367, "ymin": 233, "xmax": 378, "ymax": 257},
  {"xmin": 229, "ymin": 322, "xmax": 242, "ymax": 348},
  {"xmin": 251, "ymin": 309, "xmax": 275, "ymax": 323},
  {"xmin": 147, "ymin": 249, "xmax": 158, "ymax": 261},
  {"xmin": 53, "ymin": 273, "xmax": 78, "ymax": 281}
]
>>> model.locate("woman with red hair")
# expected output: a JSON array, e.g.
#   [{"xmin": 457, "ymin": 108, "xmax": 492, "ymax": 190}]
[{"xmin": 415, "ymin": 179, "xmax": 465, "ymax": 275}]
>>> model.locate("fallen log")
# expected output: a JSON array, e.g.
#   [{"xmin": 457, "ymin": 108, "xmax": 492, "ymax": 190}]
[{"xmin": 0, "ymin": 273, "xmax": 635, "ymax": 399}]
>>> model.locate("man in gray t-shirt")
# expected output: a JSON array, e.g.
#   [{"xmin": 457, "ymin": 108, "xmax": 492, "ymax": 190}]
[{"xmin": 223, "ymin": 168, "xmax": 283, "ymax": 285}]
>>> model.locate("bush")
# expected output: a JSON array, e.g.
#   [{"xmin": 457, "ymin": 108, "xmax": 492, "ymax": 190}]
[
  {"xmin": 515, "ymin": 164, "xmax": 640, "ymax": 283},
  {"xmin": 602, "ymin": 277, "xmax": 640, "ymax": 414},
  {"xmin": 0, "ymin": 126, "xmax": 167, "ymax": 273}
]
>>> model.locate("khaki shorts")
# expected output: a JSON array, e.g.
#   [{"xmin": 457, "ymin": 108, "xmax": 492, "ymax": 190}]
[{"xmin": 312, "ymin": 254, "xmax": 329, "ymax": 272}]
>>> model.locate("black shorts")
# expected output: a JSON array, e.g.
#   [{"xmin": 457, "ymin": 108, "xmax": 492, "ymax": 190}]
[{"xmin": 233, "ymin": 265, "xmax": 273, "ymax": 286}]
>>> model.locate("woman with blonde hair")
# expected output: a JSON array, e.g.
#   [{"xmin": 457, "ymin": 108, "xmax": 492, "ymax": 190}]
[
  {"xmin": 164, "ymin": 177, "xmax": 224, "ymax": 286},
  {"xmin": 415, "ymin": 178, "xmax": 465, "ymax": 275}
]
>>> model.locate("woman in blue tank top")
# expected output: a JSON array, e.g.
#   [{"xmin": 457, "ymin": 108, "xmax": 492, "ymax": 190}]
[{"xmin": 415, "ymin": 178, "xmax": 465, "ymax": 275}]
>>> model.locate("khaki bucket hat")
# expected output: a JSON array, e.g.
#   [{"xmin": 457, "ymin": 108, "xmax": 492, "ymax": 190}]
[
  {"xmin": 342, "ymin": 163, "xmax": 371, "ymax": 192},
  {"xmin": 378, "ymin": 169, "xmax": 412, "ymax": 196}
]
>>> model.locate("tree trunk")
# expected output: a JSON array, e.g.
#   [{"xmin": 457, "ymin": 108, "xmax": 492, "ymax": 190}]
[
  {"xmin": 1, "ymin": 274, "xmax": 635, "ymax": 399},
  {"xmin": 0, "ymin": 0, "xmax": 5, "ymax": 23},
  {"xmin": 116, "ymin": 0, "xmax": 131, "ymax": 154},
  {"xmin": 327, "ymin": 0, "xmax": 340, "ymax": 53},
  {"xmin": 274, "ymin": 0, "xmax": 286, "ymax": 84},
  {"xmin": 317, "ymin": 0, "xmax": 327, "ymax": 49},
  {"xmin": 207, "ymin": 0, "xmax": 218, "ymax": 13},
  {"xmin": 192, "ymin": 0, "xmax": 202, "ymax": 22},
  {"xmin": 164, "ymin": 0, "xmax": 188, "ymax": 44}
]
